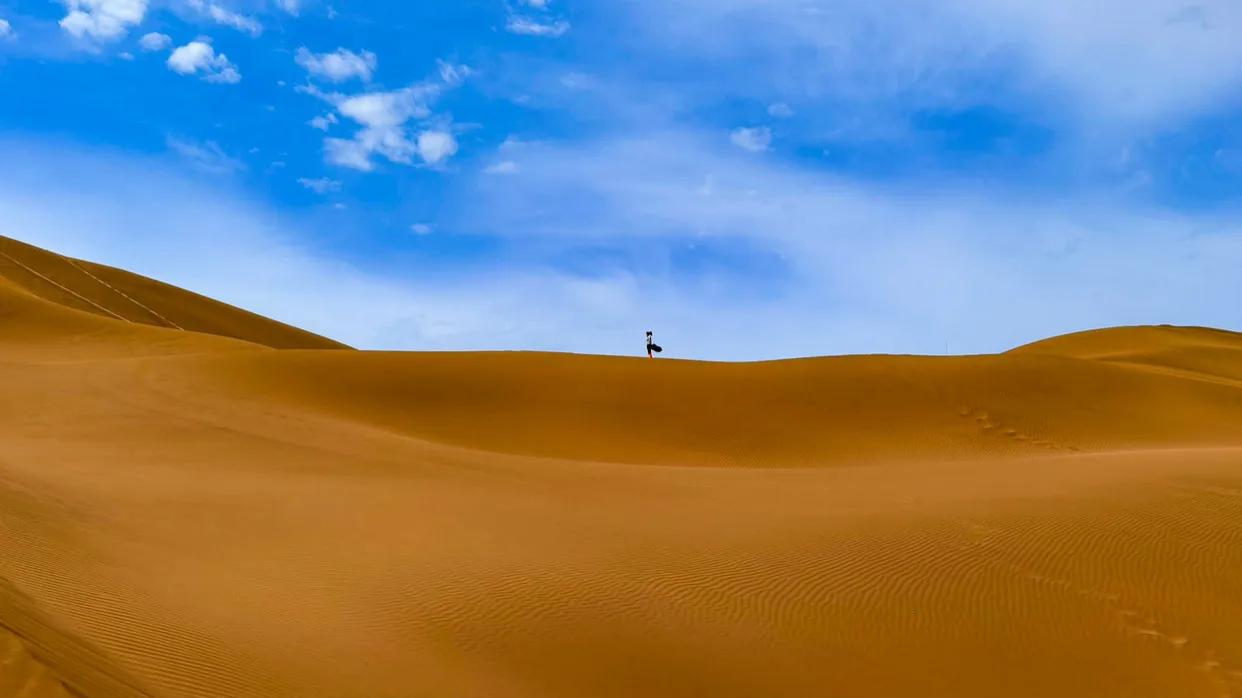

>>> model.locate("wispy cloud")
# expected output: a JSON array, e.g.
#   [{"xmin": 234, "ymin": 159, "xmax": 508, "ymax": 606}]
[
  {"xmin": 768, "ymin": 103, "xmax": 794, "ymax": 119},
  {"xmin": 437, "ymin": 60, "xmax": 472, "ymax": 86},
  {"xmin": 165, "ymin": 136, "xmax": 245, "ymax": 174},
  {"xmin": 506, "ymin": 16, "xmax": 570, "ymax": 37},
  {"xmin": 187, "ymin": 0, "xmax": 262, "ymax": 37},
  {"xmin": 729, "ymin": 127, "xmax": 771, "ymax": 152},
  {"xmin": 296, "ymin": 47, "xmax": 377, "ymax": 83},
  {"xmin": 308, "ymin": 113, "xmax": 338, "ymax": 131},
  {"xmin": 297, "ymin": 177, "xmax": 341, "ymax": 194},
  {"xmin": 484, "ymin": 160, "xmax": 520, "ymax": 175},
  {"xmin": 138, "ymin": 31, "xmax": 170, "ymax": 51}
]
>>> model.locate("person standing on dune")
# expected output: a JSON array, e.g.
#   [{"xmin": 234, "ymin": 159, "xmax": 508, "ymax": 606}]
[{"xmin": 646, "ymin": 331, "xmax": 663, "ymax": 358}]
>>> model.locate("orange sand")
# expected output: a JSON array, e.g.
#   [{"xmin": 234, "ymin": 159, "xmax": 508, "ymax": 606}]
[{"xmin": 3, "ymin": 234, "xmax": 1242, "ymax": 697}]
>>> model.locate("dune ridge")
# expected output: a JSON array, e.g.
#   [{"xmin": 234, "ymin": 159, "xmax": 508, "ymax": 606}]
[
  {"xmin": 0, "ymin": 235, "xmax": 347, "ymax": 351},
  {"xmin": 2, "ymin": 235, "xmax": 1242, "ymax": 697}
]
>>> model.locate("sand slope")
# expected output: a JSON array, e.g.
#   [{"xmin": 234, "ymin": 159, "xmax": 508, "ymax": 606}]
[
  {"xmin": 3, "ymin": 236, "xmax": 1242, "ymax": 697},
  {"xmin": 0, "ymin": 235, "xmax": 347, "ymax": 350}
]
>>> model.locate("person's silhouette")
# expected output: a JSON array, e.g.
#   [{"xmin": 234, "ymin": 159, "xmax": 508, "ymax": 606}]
[{"xmin": 646, "ymin": 331, "xmax": 663, "ymax": 358}]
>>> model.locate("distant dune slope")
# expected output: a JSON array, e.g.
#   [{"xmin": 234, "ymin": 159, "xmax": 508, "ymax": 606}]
[
  {"xmin": 3, "ymin": 237, "xmax": 1242, "ymax": 698},
  {"xmin": 0, "ymin": 274, "xmax": 259, "ymax": 359},
  {"xmin": 1012, "ymin": 324, "xmax": 1242, "ymax": 383},
  {"xmin": 0, "ymin": 235, "xmax": 347, "ymax": 350},
  {"xmin": 185, "ymin": 341, "xmax": 1242, "ymax": 467}
]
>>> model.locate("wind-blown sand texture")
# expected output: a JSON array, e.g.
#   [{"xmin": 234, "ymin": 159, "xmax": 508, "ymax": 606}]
[{"xmin": 3, "ymin": 233, "xmax": 1242, "ymax": 697}]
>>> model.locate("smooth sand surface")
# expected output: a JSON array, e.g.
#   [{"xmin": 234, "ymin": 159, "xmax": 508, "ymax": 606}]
[{"xmin": 3, "ymin": 235, "xmax": 1242, "ymax": 696}]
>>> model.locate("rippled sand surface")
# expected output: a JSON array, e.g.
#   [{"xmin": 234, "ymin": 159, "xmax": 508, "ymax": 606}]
[{"xmin": 4, "ymin": 235, "xmax": 1242, "ymax": 697}]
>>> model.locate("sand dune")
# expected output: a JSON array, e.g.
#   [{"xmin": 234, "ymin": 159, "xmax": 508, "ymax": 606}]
[
  {"xmin": 3, "ymin": 235, "xmax": 1242, "ymax": 697},
  {"xmin": 0, "ymin": 236, "xmax": 346, "ymax": 351}
]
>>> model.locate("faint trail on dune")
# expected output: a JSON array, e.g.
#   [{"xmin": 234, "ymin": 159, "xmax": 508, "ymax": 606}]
[
  {"xmin": 0, "ymin": 250, "xmax": 131, "ymax": 323},
  {"xmin": 64, "ymin": 258, "xmax": 184, "ymax": 331},
  {"xmin": 1, "ymin": 234, "xmax": 347, "ymax": 349},
  {"xmin": 949, "ymin": 497, "xmax": 1242, "ymax": 698}
]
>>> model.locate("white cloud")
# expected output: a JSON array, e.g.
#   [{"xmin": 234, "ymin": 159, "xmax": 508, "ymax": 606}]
[
  {"xmin": 296, "ymin": 47, "xmax": 377, "ymax": 83},
  {"xmin": 138, "ymin": 31, "xmax": 171, "ymax": 51},
  {"xmin": 410, "ymin": 223, "xmax": 433, "ymax": 235},
  {"xmin": 506, "ymin": 16, "xmax": 570, "ymax": 37},
  {"xmin": 59, "ymin": 0, "xmax": 147, "ymax": 41},
  {"xmin": 437, "ymin": 60, "xmax": 472, "ymax": 86},
  {"xmin": 335, "ymin": 86, "xmax": 435, "ymax": 127},
  {"xmin": 167, "ymin": 40, "xmax": 241, "ymax": 83},
  {"xmin": 768, "ymin": 102, "xmax": 794, "ymax": 118},
  {"xmin": 0, "ymin": 18, "xmax": 12, "ymax": 39},
  {"xmin": 166, "ymin": 136, "xmax": 244, "ymax": 174},
  {"xmin": 318, "ymin": 87, "xmax": 435, "ymax": 168},
  {"xmin": 499, "ymin": 136, "xmax": 527, "ymax": 151},
  {"xmin": 484, "ymin": 160, "xmax": 520, "ymax": 175},
  {"xmin": 275, "ymin": 0, "xmax": 300, "ymax": 15},
  {"xmin": 524, "ymin": 0, "xmax": 549, "ymax": 7},
  {"xmin": 297, "ymin": 177, "xmax": 341, "ymax": 194},
  {"xmin": 308, "ymin": 113, "xmax": 338, "ymax": 131},
  {"xmin": 302, "ymin": 65, "xmax": 466, "ymax": 171},
  {"xmin": 323, "ymin": 138, "xmax": 375, "ymax": 171},
  {"xmin": 417, "ymin": 131, "xmax": 458, "ymax": 166},
  {"xmin": 187, "ymin": 0, "xmax": 262, "ymax": 37},
  {"xmin": 730, "ymin": 127, "xmax": 771, "ymax": 152}
]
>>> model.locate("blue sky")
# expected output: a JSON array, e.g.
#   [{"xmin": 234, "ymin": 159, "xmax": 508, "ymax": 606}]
[{"xmin": 2, "ymin": 0, "xmax": 1241, "ymax": 359}]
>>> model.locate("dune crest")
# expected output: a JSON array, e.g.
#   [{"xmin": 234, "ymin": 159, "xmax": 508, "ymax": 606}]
[
  {"xmin": 2, "ymin": 236, "xmax": 1242, "ymax": 697},
  {"xmin": 1, "ymin": 235, "xmax": 346, "ymax": 351}
]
